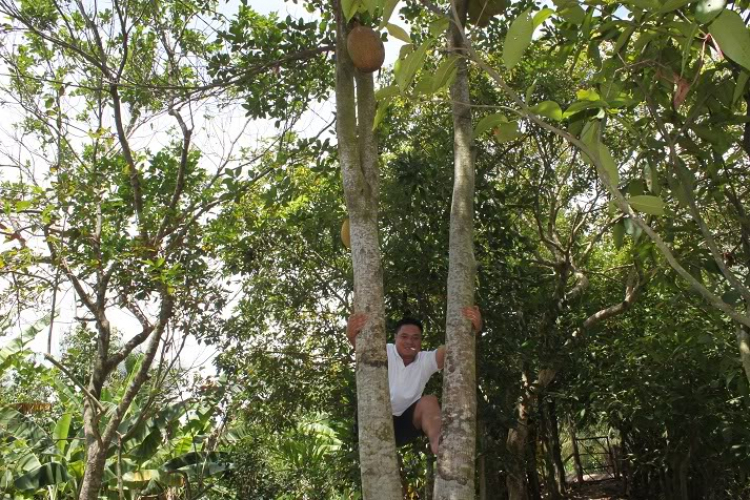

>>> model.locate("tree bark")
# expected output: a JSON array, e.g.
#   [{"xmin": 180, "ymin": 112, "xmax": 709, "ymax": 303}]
[
  {"xmin": 526, "ymin": 416, "xmax": 542, "ymax": 500},
  {"xmin": 333, "ymin": 3, "xmax": 401, "ymax": 499},
  {"xmin": 426, "ymin": 454, "xmax": 435, "ymax": 500},
  {"xmin": 506, "ymin": 398, "xmax": 529, "ymax": 500},
  {"xmin": 434, "ymin": 0, "xmax": 477, "ymax": 498},
  {"xmin": 546, "ymin": 400, "xmax": 566, "ymax": 493},
  {"xmin": 539, "ymin": 401, "xmax": 560, "ymax": 500}
]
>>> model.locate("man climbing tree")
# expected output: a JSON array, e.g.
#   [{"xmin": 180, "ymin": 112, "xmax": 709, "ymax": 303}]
[{"xmin": 346, "ymin": 307, "xmax": 482, "ymax": 454}]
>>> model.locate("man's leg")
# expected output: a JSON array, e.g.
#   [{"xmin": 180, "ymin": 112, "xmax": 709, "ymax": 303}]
[{"xmin": 413, "ymin": 395, "xmax": 441, "ymax": 454}]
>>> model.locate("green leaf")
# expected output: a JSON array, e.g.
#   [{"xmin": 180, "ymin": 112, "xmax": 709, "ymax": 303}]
[
  {"xmin": 646, "ymin": 162, "xmax": 661, "ymax": 195},
  {"xmin": 558, "ymin": 4, "xmax": 586, "ymax": 24},
  {"xmin": 364, "ymin": 0, "xmax": 379, "ymax": 16},
  {"xmin": 373, "ymin": 103, "xmax": 388, "ymax": 130},
  {"xmin": 375, "ymin": 84, "xmax": 400, "ymax": 102},
  {"xmin": 732, "ymin": 71, "xmax": 749, "ymax": 105},
  {"xmin": 581, "ymin": 123, "xmax": 620, "ymax": 186},
  {"xmin": 379, "ymin": 0, "xmax": 399, "ymax": 28},
  {"xmin": 598, "ymin": 145, "xmax": 620, "ymax": 186},
  {"xmin": 123, "ymin": 469, "xmax": 161, "ymax": 482},
  {"xmin": 14, "ymin": 463, "xmax": 70, "ymax": 491},
  {"xmin": 614, "ymin": 26, "xmax": 635, "ymax": 54},
  {"xmin": 709, "ymin": 10, "xmax": 750, "ymax": 72},
  {"xmin": 493, "ymin": 122, "xmax": 523, "ymax": 143},
  {"xmin": 342, "ymin": 0, "xmax": 361, "ymax": 21},
  {"xmin": 613, "ymin": 220, "xmax": 626, "ymax": 249},
  {"xmin": 681, "ymin": 23, "xmax": 699, "ymax": 75},
  {"xmin": 576, "ymin": 88, "xmax": 601, "ymax": 101},
  {"xmin": 531, "ymin": 101, "xmax": 563, "ymax": 121},
  {"xmin": 431, "ymin": 55, "xmax": 459, "ymax": 93},
  {"xmin": 414, "ymin": 75, "xmax": 434, "ymax": 95},
  {"xmin": 624, "ymin": 0, "xmax": 653, "ymax": 9},
  {"xmin": 53, "ymin": 413, "xmax": 72, "ymax": 455},
  {"xmin": 628, "ymin": 195, "xmax": 665, "ymax": 215},
  {"xmin": 503, "ymin": 9, "xmax": 534, "ymax": 70},
  {"xmin": 395, "ymin": 41, "xmax": 430, "ymax": 91},
  {"xmin": 429, "ymin": 17, "xmax": 450, "ymax": 37},
  {"xmin": 696, "ymin": 0, "xmax": 725, "ymax": 24},
  {"xmin": 387, "ymin": 23, "xmax": 410, "ymax": 43},
  {"xmin": 533, "ymin": 8, "xmax": 554, "ymax": 28},
  {"xmin": 474, "ymin": 113, "xmax": 508, "ymax": 138},
  {"xmin": 657, "ymin": 0, "xmax": 697, "ymax": 14},
  {"xmin": 398, "ymin": 43, "xmax": 414, "ymax": 59},
  {"xmin": 563, "ymin": 100, "xmax": 607, "ymax": 117}
]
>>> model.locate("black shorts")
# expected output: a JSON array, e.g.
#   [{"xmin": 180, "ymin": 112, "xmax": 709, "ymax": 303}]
[{"xmin": 393, "ymin": 399, "xmax": 423, "ymax": 447}]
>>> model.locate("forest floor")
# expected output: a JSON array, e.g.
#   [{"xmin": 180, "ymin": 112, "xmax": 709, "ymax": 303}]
[{"xmin": 567, "ymin": 476, "xmax": 627, "ymax": 499}]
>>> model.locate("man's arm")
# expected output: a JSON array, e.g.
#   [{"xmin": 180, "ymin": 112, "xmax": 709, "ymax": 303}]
[
  {"xmin": 346, "ymin": 313, "xmax": 367, "ymax": 349},
  {"xmin": 436, "ymin": 306, "xmax": 483, "ymax": 370}
]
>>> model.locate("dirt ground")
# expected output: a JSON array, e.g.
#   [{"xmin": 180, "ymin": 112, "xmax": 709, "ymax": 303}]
[{"xmin": 567, "ymin": 477, "xmax": 627, "ymax": 499}]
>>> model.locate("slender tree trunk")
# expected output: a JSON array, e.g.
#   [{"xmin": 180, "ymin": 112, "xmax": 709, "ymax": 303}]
[
  {"xmin": 426, "ymin": 454, "xmax": 435, "ymax": 500},
  {"xmin": 526, "ymin": 417, "xmax": 541, "ymax": 500},
  {"xmin": 507, "ymin": 391, "xmax": 528, "ymax": 500},
  {"xmin": 539, "ymin": 402, "xmax": 560, "ymax": 500},
  {"xmin": 78, "ymin": 439, "xmax": 107, "ymax": 500},
  {"xmin": 546, "ymin": 401, "xmax": 566, "ymax": 493},
  {"xmin": 434, "ymin": 1, "xmax": 477, "ymax": 498},
  {"xmin": 333, "ymin": 3, "xmax": 401, "ymax": 499},
  {"xmin": 478, "ymin": 420, "xmax": 487, "ymax": 500},
  {"xmin": 738, "ymin": 324, "xmax": 750, "ymax": 385}
]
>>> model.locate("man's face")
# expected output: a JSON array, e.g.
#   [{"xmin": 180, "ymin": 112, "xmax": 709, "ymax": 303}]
[{"xmin": 395, "ymin": 324, "xmax": 422, "ymax": 362}]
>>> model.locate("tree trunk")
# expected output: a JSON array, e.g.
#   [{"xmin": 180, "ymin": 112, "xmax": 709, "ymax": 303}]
[
  {"xmin": 539, "ymin": 402, "xmax": 560, "ymax": 500},
  {"xmin": 506, "ymin": 395, "xmax": 528, "ymax": 500},
  {"xmin": 78, "ymin": 440, "xmax": 107, "ymax": 500},
  {"xmin": 737, "ymin": 324, "xmax": 750, "ymax": 385},
  {"xmin": 478, "ymin": 420, "xmax": 487, "ymax": 500},
  {"xmin": 546, "ymin": 400, "xmax": 566, "ymax": 493},
  {"xmin": 434, "ymin": 1, "xmax": 477, "ymax": 498},
  {"xmin": 333, "ymin": 3, "xmax": 401, "ymax": 499},
  {"xmin": 526, "ymin": 416, "xmax": 542, "ymax": 500},
  {"xmin": 425, "ymin": 454, "xmax": 435, "ymax": 500}
]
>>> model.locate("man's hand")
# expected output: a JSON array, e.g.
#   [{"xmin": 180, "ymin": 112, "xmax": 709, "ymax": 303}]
[
  {"xmin": 462, "ymin": 306, "xmax": 482, "ymax": 334},
  {"xmin": 346, "ymin": 312, "xmax": 367, "ymax": 348}
]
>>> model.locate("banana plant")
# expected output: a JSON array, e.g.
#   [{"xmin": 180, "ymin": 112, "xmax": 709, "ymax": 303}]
[{"xmin": 1, "ymin": 336, "xmax": 233, "ymax": 500}]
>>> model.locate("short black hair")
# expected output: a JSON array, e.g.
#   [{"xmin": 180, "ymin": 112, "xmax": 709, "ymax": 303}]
[{"xmin": 394, "ymin": 317, "xmax": 423, "ymax": 335}]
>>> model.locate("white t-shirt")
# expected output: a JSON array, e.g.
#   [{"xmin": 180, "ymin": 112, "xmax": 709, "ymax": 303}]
[{"xmin": 386, "ymin": 343, "xmax": 440, "ymax": 416}]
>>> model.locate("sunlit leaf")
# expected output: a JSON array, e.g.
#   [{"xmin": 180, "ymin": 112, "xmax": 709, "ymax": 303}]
[
  {"xmin": 533, "ymin": 8, "xmax": 553, "ymax": 28},
  {"xmin": 710, "ymin": 10, "xmax": 750, "ymax": 72},
  {"xmin": 732, "ymin": 71, "xmax": 749, "ymax": 105},
  {"xmin": 613, "ymin": 220, "xmax": 625, "ymax": 249},
  {"xmin": 373, "ymin": 103, "xmax": 388, "ymax": 131},
  {"xmin": 530, "ymin": 101, "xmax": 563, "ymax": 121},
  {"xmin": 696, "ymin": 0, "xmax": 725, "ymax": 24},
  {"xmin": 375, "ymin": 84, "xmax": 400, "ymax": 101},
  {"xmin": 493, "ymin": 121, "xmax": 523, "ymax": 143},
  {"xmin": 387, "ymin": 22, "xmax": 410, "ymax": 43},
  {"xmin": 474, "ymin": 113, "xmax": 508, "ymax": 138},
  {"xmin": 503, "ymin": 9, "xmax": 533, "ymax": 70},
  {"xmin": 628, "ymin": 195, "xmax": 665, "ymax": 216},
  {"xmin": 431, "ymin": 55, "xmax": 459, "ymax": 93},
  {"xmin": 395, "ymin": 41, "xmax": 430, "ymax": 91},
  {"xmin": 379, "ymin": 0, "xmax": 400, "ymax": 28},
  {"xmin": 429, "ymin": 17, "xmax": 450, "ymax": 37}
]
